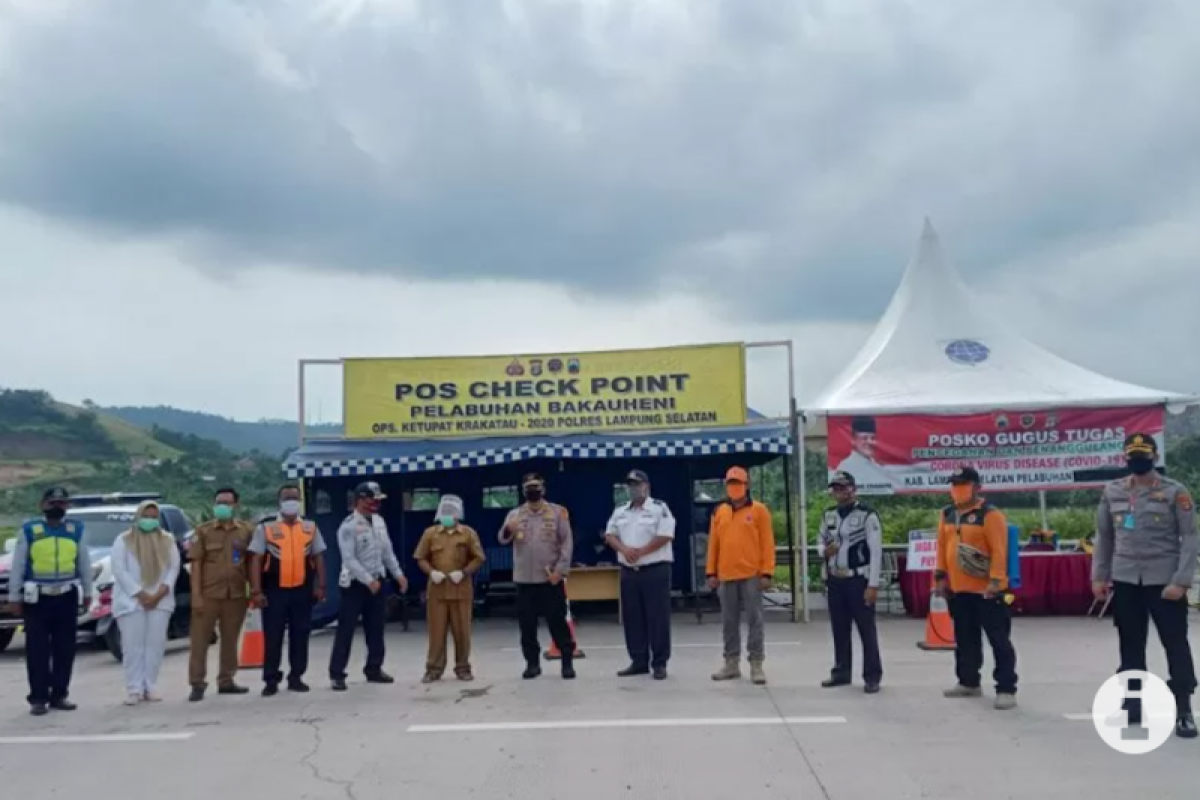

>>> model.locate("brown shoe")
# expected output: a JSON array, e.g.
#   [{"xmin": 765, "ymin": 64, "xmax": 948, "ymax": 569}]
[
  {"xmin": 421, "ymin": 672, "xmax": 441, "ymax": 684},
  {"xmin": 456, "ymin": 670, "xmax": 475, "ymax": 682},
  {"xmin": 711, "ymin": 658, "xmax": 741, "ymax": 681}
]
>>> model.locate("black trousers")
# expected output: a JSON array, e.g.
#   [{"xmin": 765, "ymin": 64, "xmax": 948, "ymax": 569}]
[
  {"xmin": 263, "ymin": 586, "xmax": 314, "ymax": 685},
  {"xmin": 620, "ymin": 563, "xmax": 672, "ymax": 669},
  {"xmin": 949, "ymin": 592, "xmax": 1018, "ymax": 694},
  {"xmin": 22, "ymin": 587, "xmax": 79, "ymax": 706},
  {"xmin": 516, "ymin": 582, "xmax": 573, "ymax": 665},
  {"xmin": 1112, "ymin": 581, "xmax": 1196, "ymax": 709},
  {"xmin": 827, "ymin": 575, "xmax": 883, "ymax": 684},
  {"xmin": 328, "ymin": 582, "xmax": 387, "ymax": 680}
]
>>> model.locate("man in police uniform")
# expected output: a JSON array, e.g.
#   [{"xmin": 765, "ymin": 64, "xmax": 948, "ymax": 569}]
[
  {"xmin": 604, "ymin": 470, "xmax": 675, "ymax": 680},
  {"xmin": 819, "ymin": 471, "xmax": 884, "ymax": 693},
  {"xmin": 249, "ymin": 484, "xmax": 328, "ymax": 696},
  {"xmin": 498, "ymin": 473, "xmax": 576, "ymax": 680},
  {"xmin": 5, "ymin": 487, "xmax": 93, "ymax": 715},
  {"xmin": 1093, "ymin": 432, "xmax": 1198, "ymax": 739}
]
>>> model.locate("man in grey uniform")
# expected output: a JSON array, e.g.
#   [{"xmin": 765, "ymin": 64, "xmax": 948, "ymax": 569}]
[
  {"xmin": 819, "ymin": 472, "xmax": 884, "ymax": 693},
  {"xmin": 498, "ymin": 473, "xmax": 576, "ymax": 680},
  {"xmin": 1093, "ymin": 432, "xmax": 1198, "ymax": 739},
  {"xmin": 328, "ymin": 482, "xmax": 408, "ymax": 691}
]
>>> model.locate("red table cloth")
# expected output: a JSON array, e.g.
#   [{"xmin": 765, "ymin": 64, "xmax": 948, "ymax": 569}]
[{"xmin": 897, "ymin": 553, "xmax": 1093, "ymax": 617}]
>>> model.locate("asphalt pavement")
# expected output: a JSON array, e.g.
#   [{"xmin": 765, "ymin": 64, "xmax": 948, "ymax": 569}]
[{"xmin": 0, "ymin": 612, "xmax": 1195, "ymax": 799}]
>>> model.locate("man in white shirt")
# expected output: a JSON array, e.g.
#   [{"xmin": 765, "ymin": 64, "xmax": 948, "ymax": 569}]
[{"xmin": 604, "ymin": 470, "xmax": 676, "ymax": 680}]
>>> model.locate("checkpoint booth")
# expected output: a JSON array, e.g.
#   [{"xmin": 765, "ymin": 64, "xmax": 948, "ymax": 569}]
[{"xmin": 284, "ymin": 342, "xmax": 809, "ymax": 627}]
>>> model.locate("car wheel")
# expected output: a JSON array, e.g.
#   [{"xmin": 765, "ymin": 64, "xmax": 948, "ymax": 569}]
[
  {"xmin": 0, "ymin": 628, "xmax": 14, "ymax": 653},
  {"xmin": 105, "ymin": 623, "xmax": 123, "ymax": 662}
]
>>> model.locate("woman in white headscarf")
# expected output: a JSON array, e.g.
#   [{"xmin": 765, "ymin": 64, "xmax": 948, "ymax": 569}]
[{"xmin": 110, "ymin": 500, "xmax": 180, "ymax": 705}]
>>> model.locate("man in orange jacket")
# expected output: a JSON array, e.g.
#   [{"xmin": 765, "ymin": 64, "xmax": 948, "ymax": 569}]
[
  {"xmin": 934, "ymin": 466, "xmax": 1018, "ymax": 710},
  {"xmin": 706, "ymin": 467, "xmax": 776, "ymax": 685}
]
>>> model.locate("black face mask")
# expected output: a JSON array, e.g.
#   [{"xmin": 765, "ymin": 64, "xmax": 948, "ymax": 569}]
[
  {"xmin": 1127, "ymin": 456, "xmax": 1155, "ymax": 475},
  {"xmin": 524, "ymin": 488, "xmax": 544, "ymax": 503},
  {"xmin": 44, "ymin": 506, "xmax": 66, "ymax": 522}
]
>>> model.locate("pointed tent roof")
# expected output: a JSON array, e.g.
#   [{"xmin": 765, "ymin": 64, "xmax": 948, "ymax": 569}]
[{"xmin": 811, "ymin": 219, "xmax": 1185, "ymax": 415}]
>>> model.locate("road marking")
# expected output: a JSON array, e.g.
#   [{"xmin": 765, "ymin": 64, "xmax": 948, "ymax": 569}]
[
  {"xmin": 0, "ymin": 733, "xmax": 195, "ymax": 745},
  {"xmin": 408, "ymin": 716, "xmax": 845, "ymax": 733},
  {"xmin": 1064, "ymin": 713, "xmax": 1093, "ymax": 721},
  {"xmin": 499, "ymin": 641, "xmax": 802, "ymax": 652}
]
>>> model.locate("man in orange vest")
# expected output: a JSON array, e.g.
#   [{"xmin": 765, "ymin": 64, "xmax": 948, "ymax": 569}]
[
  {"xmin": 706, "ymin": 466, "xmax": 776, "ymax": 685},
  {"xmin": 249, "ymin": 484, "xmax": 328, "ymax": 696}
]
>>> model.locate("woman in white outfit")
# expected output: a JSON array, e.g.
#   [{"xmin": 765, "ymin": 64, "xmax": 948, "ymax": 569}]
[{"xmin": 111, "ymin": 500, "xmax": 180, "ymax": 705}]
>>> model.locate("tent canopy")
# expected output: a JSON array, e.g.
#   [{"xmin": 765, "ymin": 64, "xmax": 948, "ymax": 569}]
[
  {"xmin": 285, "ymin": 420, "xmax": 791, "ymax": 479},
  {"xmin": 811, "ymin": 219, "xmax": 1185, "ymax": 415}
]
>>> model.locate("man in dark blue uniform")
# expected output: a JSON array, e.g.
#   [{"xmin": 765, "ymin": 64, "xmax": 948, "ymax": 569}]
[
  {"xmin": 819, "ymin": 472, "xmax": 884, "ymax": 693},
  {"xmin": 5, "ymin": 488, "xmax": 93, "ymax": 715}
]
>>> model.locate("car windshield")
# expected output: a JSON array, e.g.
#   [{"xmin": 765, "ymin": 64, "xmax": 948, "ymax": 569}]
[{"xmin": 70, "ymin": 511, "xmax": 138, "ymax": 550}]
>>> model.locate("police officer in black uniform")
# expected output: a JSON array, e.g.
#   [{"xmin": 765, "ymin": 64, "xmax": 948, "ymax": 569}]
[
  {"xmin": 1093, "ymin": 432, "xmax": 1198, "ymax": 739},
  {"xmin": 819, "ymin": 472, "xmax": 884, "ymax": 693},
  {"xmin": 5, "ymin": 488, "xmax": 93, "ymax": 715}
]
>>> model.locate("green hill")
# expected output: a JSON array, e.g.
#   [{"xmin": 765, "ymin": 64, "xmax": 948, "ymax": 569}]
[
  {"xmin": 0, "ymin": 389, "xmax": 182, "ymax": 490},
  {"xmin": 104, "ymin": 405, "xmax": 340, "ymax": 456}
]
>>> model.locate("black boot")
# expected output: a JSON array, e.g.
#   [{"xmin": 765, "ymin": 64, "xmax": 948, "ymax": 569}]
[
  {"xmin": 561, "ymin": 657, "xmax": 576, "ymax": 680},
  {"xmin": 522, "ymin": 663, "xmax": 542, "ymax": 680},
  {"xmin": 1177, "ymin": 697, "xmax": 1197, "ymax": 739}
]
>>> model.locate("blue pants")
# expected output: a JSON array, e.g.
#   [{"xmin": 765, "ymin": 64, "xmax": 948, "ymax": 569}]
[
  {"xmin": 620, "ymin": 563, "xmax": 672, "ymax": 669},
  {"xmin": 827, "ymin": 575, "xmax": 882, "ymax": 684},
  {"xmin": 23, "ymin": 587, "xmax": 79, "ymax": 706}
]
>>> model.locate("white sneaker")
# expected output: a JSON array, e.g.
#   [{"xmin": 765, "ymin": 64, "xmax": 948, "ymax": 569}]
[
  {"xmin": 143, "ymin": 691, "xmax": 162, "ymax": 703},
  {"xmin": 124, "ymin": 694, "xmax": 141, "ymax": 706}
]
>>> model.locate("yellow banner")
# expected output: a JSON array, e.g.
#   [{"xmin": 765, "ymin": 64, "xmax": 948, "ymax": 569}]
[{"xmin": 343, "ymin": 343, "xmax": 747, "ymax": 439}]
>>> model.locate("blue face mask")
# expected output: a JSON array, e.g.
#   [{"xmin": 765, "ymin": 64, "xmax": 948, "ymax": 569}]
[{"xmin": 439, "ymin": 515, "xmax": 455, "ymax": 529}]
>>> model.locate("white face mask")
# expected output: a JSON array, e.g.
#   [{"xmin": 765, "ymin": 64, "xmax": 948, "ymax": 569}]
[{"xmin": 280, "ymin": 500, "xmax": 302, "ymax": 517}]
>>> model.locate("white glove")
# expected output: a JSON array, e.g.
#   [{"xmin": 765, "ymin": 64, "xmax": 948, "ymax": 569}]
[
  {"xmin": 431, "ymin": 570, "xmax": 446, "ymax": 584},
  {"xmin": 450, "ymin": 570, "xmax": 464, "ymax": 584}
]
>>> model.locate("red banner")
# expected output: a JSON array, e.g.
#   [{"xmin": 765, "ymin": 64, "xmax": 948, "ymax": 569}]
[{"xmin": 827, "ymin": 406, "xmax": 1165, "ymax": 494}]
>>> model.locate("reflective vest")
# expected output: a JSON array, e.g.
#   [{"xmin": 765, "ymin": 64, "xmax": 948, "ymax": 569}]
[
  {"xmin": 261, "ymin": 519, "xmax": 318, "ymax": 589},
  {"xmin": 821, "ymin": 504, "xmax": 875, "ymax": 572},
  {"xmin": 23, "ymin": 519, "xmax": 82, "ymax": 584}
]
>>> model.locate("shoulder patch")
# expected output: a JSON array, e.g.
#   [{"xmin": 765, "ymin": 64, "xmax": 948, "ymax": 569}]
[{"xmin": 1178, "ymin": 492, "xmax": 1194, "ymax": 512}]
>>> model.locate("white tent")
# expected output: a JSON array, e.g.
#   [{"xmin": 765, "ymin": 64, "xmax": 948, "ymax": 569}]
[{"xmin": 811, "ymin": 219, "xmax": 1187, "ymax": 415}]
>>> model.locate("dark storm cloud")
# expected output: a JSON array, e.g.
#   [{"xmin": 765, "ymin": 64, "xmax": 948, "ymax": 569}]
[{"xmin": 1, "ymin": 0, "xmax": 1199, "ymax": 323}]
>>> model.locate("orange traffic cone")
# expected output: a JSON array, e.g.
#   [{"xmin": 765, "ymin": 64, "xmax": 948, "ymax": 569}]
[
  {"xmin": 239, "ymin": 605, "xmax": 266, "ymax": 668},
  {"xmin": 545, "ymin": 580, "xmax": 585, "ymax": 660},
  {"xmin": 916, "ymin": 592, "xmax": 956, "ymax": 651}
]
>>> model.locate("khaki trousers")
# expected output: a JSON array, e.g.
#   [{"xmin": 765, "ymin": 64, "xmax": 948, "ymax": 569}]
[
  {"xmin": 189, "ymin": 598, "xmax": 247, "ymax": 688},
  {"xmin": 426, "ymin": 597, "xmax": 473, "ymax": 676}
]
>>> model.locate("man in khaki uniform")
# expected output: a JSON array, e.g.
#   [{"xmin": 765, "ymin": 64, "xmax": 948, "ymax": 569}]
[
  {"xmin": 188, "ymin": 487, "xmax": 255, "ymax": 701},
  {"xmin": 414, "ymin": 495, "xmax": 485, "ymax": 683}
]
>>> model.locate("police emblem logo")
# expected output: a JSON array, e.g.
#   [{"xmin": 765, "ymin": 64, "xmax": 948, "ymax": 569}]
[
  {"xmin": 994, "ymin": 414, "xmax": 1010, "ymax": 430},
  {"xmin": 547, "ymin": 358, "xmax": 563, "ymax": 373},
  {"xmin": 567, "ymin": 357, "xmax": 581, "ymax": 374},
  {"xmin": 530, "ymin": 359, "xmax": 543, "ymax": 376},
  {"xmin": 506, "ymin": 359, "xmax": 525, "ymax": 376},
  {"xmin": 1020, "ymin": 414, "xmax": 1035, "ymax": 429}
]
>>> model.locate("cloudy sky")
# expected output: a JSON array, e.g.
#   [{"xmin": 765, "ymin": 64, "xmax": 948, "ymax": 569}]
[{"xmin": 1, "ymin": 0, "xmax": 1198, "ymax": 424}]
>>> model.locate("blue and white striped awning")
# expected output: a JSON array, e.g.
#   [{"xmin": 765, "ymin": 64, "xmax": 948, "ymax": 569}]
[{"xmin": 284, "ymin": 422, "xmax": 792, "ymax": 479}]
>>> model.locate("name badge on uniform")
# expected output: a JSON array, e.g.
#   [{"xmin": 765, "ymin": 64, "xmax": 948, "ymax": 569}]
[
  {"xmin": 232, "ymin": 547, "xmax": 242, "ymax": 565},
  {"xmin": 1122, "ymin": 514, "xmax": 1136, "ymax": 530}
]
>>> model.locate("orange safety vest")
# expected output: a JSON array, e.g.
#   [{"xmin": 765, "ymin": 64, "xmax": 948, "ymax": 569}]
[{"xmin": 261, "ymin": 519, "xmax": 318, "ymax": 590}]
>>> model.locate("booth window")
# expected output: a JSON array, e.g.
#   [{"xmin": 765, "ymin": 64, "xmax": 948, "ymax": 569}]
[
  {"xmin": 483, "ymin": 486, "xmax": 518, "ymax": 509},
  {"xmin": 407, "ymin": 488, "xmax": 441, "ymax": 512},
  {"xmin": 693, "ymin": 479, "xmax": 725, "ymax": 503}
]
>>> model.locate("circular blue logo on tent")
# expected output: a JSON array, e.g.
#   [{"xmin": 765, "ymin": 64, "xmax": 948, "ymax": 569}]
[{"xmin": 945, "ymin": 339, "xmax": 990, "ymax": 365}]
